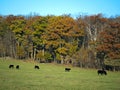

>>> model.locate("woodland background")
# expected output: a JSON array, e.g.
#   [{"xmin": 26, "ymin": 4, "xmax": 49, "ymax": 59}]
[{"xmin": 0, "ymin": 14, "xmax": 120, "ymax": 70}]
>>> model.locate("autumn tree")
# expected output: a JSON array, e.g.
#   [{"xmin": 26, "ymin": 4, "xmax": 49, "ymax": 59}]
[
  {"xmin": 96, "ymin": 19, "xmax": 120, "ymax": 68},
  {"xmin": 10, "ymin": 16, "xmax": 26, "ymax": 59},
  {"xmin": 31, "ymin": 16, "xmax": 48, "ymax": 61},
  {"xmin": 0, "ymin": 15, "xmax": 18, "ymax": 58}
]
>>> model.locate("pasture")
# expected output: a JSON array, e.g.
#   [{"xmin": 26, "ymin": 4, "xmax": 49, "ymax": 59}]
[{"xmin": 0, "ymin": 58, "xmax": 120, "ymax": 90}]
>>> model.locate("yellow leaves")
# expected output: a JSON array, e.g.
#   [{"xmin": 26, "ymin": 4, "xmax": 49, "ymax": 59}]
[
  {"xmin": 45, "ymin": 41, "xmax": 59, "ymax": 49},
  {"xmin": 56, "ymin": 53, "xmax": 61, "ymax": 61},
  {"xmin": 36, "ymin": 51, "xmax": 44, "ymax": 59},
  {"xmin": 56, "ymin": 47, "xmax": 68, "ymax": 56},
  {"xmin": 47, "ymin": 33, "xmax": 60, "ymax": 40},
  {"xmin": 16, "ymin": 45, "xmax": 25, "ymax": 58},
  {"xmin": 47, "ymin": 15, "xmax": 83, "ymax": 38}
]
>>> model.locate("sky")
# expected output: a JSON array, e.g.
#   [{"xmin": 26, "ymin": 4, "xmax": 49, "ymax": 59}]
[{"xmin": 0, "ymin": 0, "xmax": 120, "ymax": 18}]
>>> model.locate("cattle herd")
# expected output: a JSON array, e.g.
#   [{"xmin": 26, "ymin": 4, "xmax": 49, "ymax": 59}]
[
  {"xmin": 8, "ymin": 64, "xmax": 40, "ymax": 70},
  {"xmin": 9, "ymin": 64, "xmax": 19, "ymax": 69},
  {"xmin": 8, "ymin": 64, "xmax": 107, "ymax": 75}
]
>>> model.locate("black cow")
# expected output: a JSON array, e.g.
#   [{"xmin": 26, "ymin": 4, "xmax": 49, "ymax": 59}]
[
  {"xmin": 16, "ymin": 65, "xmax": 19, "ymax": 69},
  {"xmin": 9, "ymin": 65, "xmax": 14, "ymax": 69},
  {"xmin": 97, "ymin": 70, "xmax": 107, "ymax": 75},
  {"xmin": 34, "ymin": 65, "xmax": 39, "ymax": 69},
  {"xmin": 65, "ymin": 68, "xmax": 71, "ymax": 72}
]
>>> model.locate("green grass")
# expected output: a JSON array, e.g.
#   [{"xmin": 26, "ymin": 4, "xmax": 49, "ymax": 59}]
[{"xmin": 0, "ymin": 58, "xmax": 120, "ymax": 90}]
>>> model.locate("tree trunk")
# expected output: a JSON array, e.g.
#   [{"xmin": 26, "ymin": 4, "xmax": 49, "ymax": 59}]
[{"xmin": 60, "ymin": 55, "xmax": 64, "ymax": 64}]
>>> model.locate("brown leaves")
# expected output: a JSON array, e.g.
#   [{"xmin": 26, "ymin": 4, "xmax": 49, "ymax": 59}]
[{"xmin": 97, "ymin": 20, "xmax": 120, "ymax": 60}]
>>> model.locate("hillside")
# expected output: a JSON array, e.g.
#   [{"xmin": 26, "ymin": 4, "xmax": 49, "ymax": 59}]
[{"xmin": 0, "ymin": 58, "xmax": 120, "ymax": 90}]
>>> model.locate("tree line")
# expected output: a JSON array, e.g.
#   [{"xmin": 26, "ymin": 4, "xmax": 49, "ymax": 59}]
[{"xmin": 0, "ymin": 14, "xmax": 120, "ymax": 70}]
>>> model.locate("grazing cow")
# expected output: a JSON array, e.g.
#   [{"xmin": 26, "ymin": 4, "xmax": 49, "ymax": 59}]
[
  {"xmin": 65, "ymin": 68, "xmax": 71, "ymax": 72},
  {"xmin": 97, "ymin": 70, "xmax": 107, "ymax": 75},
  {"xmin": 16, "ymin": 65, "xmax": 19, "ymax": 69},
  {"xmin": 34, "ymin": 65, "xmax": 39, "ymax": 69},
  {"xmin": 9, "ymin": 65, "xmax": 14, "ymax": 69}
]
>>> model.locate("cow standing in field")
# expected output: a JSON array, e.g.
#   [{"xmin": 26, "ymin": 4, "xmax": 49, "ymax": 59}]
[
  {"xmin": 34, "ymin": 65, "xmax": 39, "ymax": 69},
  {"xmin": 9, "ymin": 65, "xmax": 14, "ymax": 69},
  {"xmin": 97, "ymin": 70, "xmax": 107, "ymax": 75},
  {"xmin": 65, "ymin": 68, "xmax": 71, "ymax": 72},
  {"xmin": 16, "ymin": 65, "xmax": 19, "ymax": 69}
]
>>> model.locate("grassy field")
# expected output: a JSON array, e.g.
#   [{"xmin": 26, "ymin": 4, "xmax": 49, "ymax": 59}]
[{"xmin": 0, "ymin": 58, "xmax": 120, "ymax": 90}]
